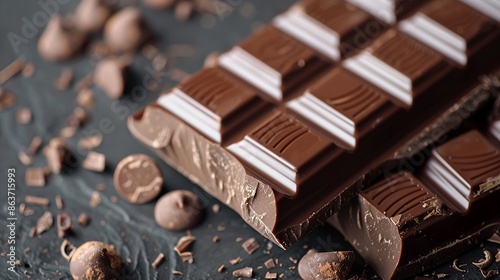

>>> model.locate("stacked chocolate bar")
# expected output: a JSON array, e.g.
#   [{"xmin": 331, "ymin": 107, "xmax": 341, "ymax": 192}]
[{"xmin": 129, "ymin": 0, "xmax": 500, "ymax": 278}]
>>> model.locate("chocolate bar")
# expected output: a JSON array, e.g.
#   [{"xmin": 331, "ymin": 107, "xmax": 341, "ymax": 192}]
[
  {"xmin": 330, "ymin": 107, "xmax": 500, "ymax": 280},
  {"xmin": 129, "ymin": 0, "xmax": 500, "ymax": 249}
]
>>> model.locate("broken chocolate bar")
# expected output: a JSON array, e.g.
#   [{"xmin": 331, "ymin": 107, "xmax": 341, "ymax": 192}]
[
  {"xmin": 330, "ymin": 118, "xmax": 500, "ymax": 280},
  {"xmin": 129, "ymin": 0, "xmax": 500, "ymax": 249}
]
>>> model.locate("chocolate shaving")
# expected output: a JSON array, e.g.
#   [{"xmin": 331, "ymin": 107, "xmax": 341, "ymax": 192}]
[
  {"xmin": 82, "ymin": 151, "xmax": 106, "ymax": 172},
  {"xmin": 27, "ymin": 136, "xmax": 42, "ymax": 156},
  {"xmin": 151, "ymin": 253, "xmax": 165, "ymax": 268},
  {"xmin": 174, "ymin": 235, "xmax": 196, "ymax": 255},
  {"xmin": 242, "ymin": 238, "xmax": 260, "ymax": 255},
  {"xmin": 481, "ymin": 269, "xmax": 499, "ymax": 279},
  {"xmin": 89, "ymin": 191, "xmax": 101, "ymax": 207},
  {"xmin": 172, "ymin": 270, "xmax": 183, "ymax": 275},
  {"xmin": 217, "ymin": 225, "xmax": 226, "ymax": 232},
  {"xmin": 54, "ymin": 68, "xmax": 74, "ymax": 90},
  {"xmin": 265, "ymin": 258, "xmax": 275, "ymax": 269},
  {"xmin": 473, "ymin": 250, "xmax": 493, "ymax": 269},
  {"xmin": 229, "ymin": 257, "xmax": 242, "ymax": 265},
  {"xmin": 452, "ymin": 259, "xmax": 467, "ymax": 273},
  {"xmin": 217, "ymin": 264, "xmax": 225, "ymax": 273},
  {"xmin": 18, "ymin": 151, "xmax": 33, "ymax": 166},
  {"xmin": 232, "ymin": 267, "xmax": 252, "ymax": 278},
  {"xmin": 180, "ymin": 252, "xmax": 193, "ymax": 264},
  {"xmin": 57, "ymin": 213, "xmax": 72, "ymax": 238},
  {"xmin": 25, "ymin": 195, "xmax": 49, "ymax": 206},
  {"xmin": 475, "ymin": 175, "xmax": 500, "ymax": 197},
  {"xmin": 36, "ymin": 211, "xmax": 53, "ymax": 235},
  {"xmin": 0, "ymin": 59, "xmax": 24, "ymax": 85},
  {"xmin": 55, "ymin": 195, "xmax": 64, "ymax": 210},
  {"xmin": 487, "ymin": 234, "xmax": 500, "ymax": 245},
  {"xmin": 29, "ymin": 227, "xmax": 37, "ymax": 238},
  {"xmin": 77, "ymin": 213, "xmax": 90, "ymax": 226},
  {"xmin": 436, "ymin": 273, "xmax": 448, "ymax": 279},
  {"xmin": 78, "ymin": 134, "xmax": 103, "ymax": 150},
  {"xmin": 265, "ymin": 272, "xmax": 278, "ymax": 279},
  {"xmin": 60, "ymin": 239, "xmax": 76, "ymax": 261},
  {"xmin": 25, "ymin": 168, "xmax": 46, "ymax": 187}
]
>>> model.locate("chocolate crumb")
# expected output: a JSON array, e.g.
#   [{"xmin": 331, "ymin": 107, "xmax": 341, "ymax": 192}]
[
  {"xmin": 152, "ymin": 253, "xmax": 165, "ymax": 268},
  {"xmin": 43, "ymin": 138, "xmax": 70, "ymax": 174},
  {"xmin": 82, "ymin": 151, "xmax": 106, "ymax": 172},
  {"xmin": 77, "ymin": 88, "xmax": 94, "ymax": 108},
  {"xmin": 152, "ymin": 53, "xmax": 168, "ymax": 72},
  {"xmin": 94, "ymin": 57, "xmax": 129, "ymax": 99},
  {"xmin": 23, "ymin": 247, "xmax": 31, "ymax": 254},
  {"xmin": 60, "ymin": 126, "xmax": 77, "ymax": 138},
  {"xmin": 19, "ymin": 203, "xmax": 25, "ymax": 214},
  {"xmin": 29, "ymin": 227, "xmax": 37, "ymax": 237},
  {"xmin": 279, "ymin": 273, "xmax": 284, "ymax": 278},
  {"xmin": 16, "ymin": 107, "xmax": 32, "ymax": 124},
  {"xmin": 212, "ymin": 235, "xmax": 220, "ymax": 243},
  {"xmin": 265, "ymin": 258, "xmax": 275, "ymax": 269},
  {"xmin": 242, "ymin": 238, "xmax": 260, "ymax": 255},
  {"xmin": 78, "ymin": 134, "xmax": 103, "ymax": 150},
  {"xmin": 25, "ymin": 168, "xmax": 46, "ymax": 187},
  {"xmin": 289, "ymin": 257, "xmax": 298, "ymax": 264},
  {"xmin": 127, "ymin": 258, "xmax": 132, "ymax": 264},
  {"xmin": 452, "ymin": 259, "xmax": 467, "ymax": 273},
  {"xmin": 0, "ymin": 88, "xmax": 15, "ymax": 111},
  {"xmin": 25, "ymin": 195, "xmax": 49, "ymax": 206},
  {"xmin": 180, "ymin": 251, "xmax": 193, "ymax": 264},
  {"xmin": 110, "ymin": 196, "xmax": 118, "ymax": 203},
  {"xmin": 0, "ymin": 59, "xmax": 24, "ymax": 85},
  {"xmin": 436, "ymin": 273, "xmax": 448, "ymax": 279},
  {"xmin": 212, "ymin": 203, "xmax": 220, "ymax": 214},
  {"xmin": 289, "ymin": 266, "xmax": 296, "ymax": 270},
  {"xmin": 22, "ymin": 63, "xmax": 35, "ymax": 78},
  {"xmin": 473, "ymin": 251, "xmax": 494, "ymax": 270},
  {"xmin": 265, "ymin": 272, "xmax": 278, "ymax": 279},
  {"xmin": 172, "ymin": 270, "xmax": 183, "ymax": 275},
  {"xmin": 57, "ymin": 213, "xmax": 72, "ymax": 238},
  {"xmin": 174, "ymin": 235, "xmax": 196, "ymax": 255},
  {"xmin": 89, "ymin": 191, "xmax": 101, "ymax": 207},
  {"xmin": 18, "ymin": 151, "xmax": 33, "ymax": 166},
  {"xmin": 235, "ymin": 237, "xmax": 243, "ymax": 242},
  {"xmin": 24, "ymin": 207, "xmax": 35, "ymax": 216},
  {"xmin": 217, "ymin": 225, "xmax": 226, "ymax": 232},
  {"xmin": 54, "ymin": 68, "xmax": 74, "ymax": 90},
  {"xmin": 36, "ymin": 211, "xmax": 53, "ymax": 235},
  {"xmin": 217, "ymin": 264, "xmax": 225, "ymax": 273},
  {"xmin": 232, "ymin": 267, "xmax": 252, "ymax": 278},
  {"xmin": 229, "ymin": 257, "xmax": 243, "ymax": 265},
  {"xmin": 77, "ymin": 213, "xmax": 90, "ymax": 226},
  {"xmin": 55, "ymin": 195, "xmax": 64, "ymax": 210},
  {"xmin": 96, "ymin": 183, "xmax": 106, "ymax": 191}
]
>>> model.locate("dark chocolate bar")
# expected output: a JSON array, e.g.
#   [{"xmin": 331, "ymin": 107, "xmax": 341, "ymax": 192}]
[
  {"xmin": 330, "ymin": 119, "xmax": 500, "ymax": 280},
  {"xmin": 129, "ymin": 0, "xmax": 500, "ymax": 251}
]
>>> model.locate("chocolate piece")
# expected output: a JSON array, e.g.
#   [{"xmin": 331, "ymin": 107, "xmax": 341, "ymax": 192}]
[
  {"xmin": 69, "ymin": 241, "xmax": 122, "ymax": 280},
  {"xmin": 424, "ymin": 130, "xmax": 500, "ymax": 212},
  {"xmin": 36, "ymin": 211, "xmax": 53, "ymax": 235},
  {"xmin": 0, "ymin": 59, "xmax": 24, "ymax": 85},
  {"xmin": 77, "ymin": 213, "xmax": 90, "ymax": 226},
  {"xmin": 77, "ymin": 88, "xmax": 94, "ymax": 109},
  {"xmin": 94, "ymin": 58, "xmax": 130, "ymax": 99},
  {"xmin": 219, "ymin": 26, "xmax": 328, "ymax": 100},
  {"xmin": 229, "ymin": 257, "xmax": 242, "ymax": 265},
  {"xmin": 75, "ymin": 0, "xmax": 111, "ymax": 33},
  {"xmin": 265, "ymin": 272, "xmax": 278, "ymax": 279},
  {"xmin": 217, "ymin": 264, "xmax": 225, "ymax": 273},
  {"xmin": 154, "ymin": 190, "xmax": 204, "ymax": 231},
  {"xmin": 242, "ymin": 237, "xmax": 260, "ymax": 255},
  {"xmin": 298, "ymin": 249, "xmax": 355, "ymax": 280},
  {"xmin": 158, "ymin": 67, "xmax": 265, "ymax": 143},
  {"xmin": 0, "ymin": 88, "xmax": 15, "ymax": 111},
  {"xmin": 25, "ymin": 168, "xmax": 46, "ymax": 187},
  {"xmin": 174, "ymin": 235, "xmax": 196, "ymax": 255},
  {"xmin": 55, "ymin": 68, "xmax": 74, "ymax": 90},
  {"xmin": 232, "ymin": 267, "xmax": 253, "ymax": 278},
  {"xmin": 57, "ymin": 213, "xmax": 72, "ymax": 238},
  {"xmin": 114, "ymin": 154, "xmax": 163, "ymax": 204},
  {"xmin": 22, "ymin": 63, "xmax": 35, "ymax": 77},
  {"xmin": 89, "ymin": 191, "xmax": 101, "ymax": 208},
  {"xmin": 288, "ymin": 67, "xmax": 392, "ymax": 149},
  {"xmin": 104, "ymin": 7, "xmax": 148, "ymax": 53},
  {"xmin": 27, "ymin": 136, "xmax": 42, "ymax": 156},
  {"xmin": 38, "ymin": 16, "xmax": 87, "ymax": 61},
  {"xmin": 16, "ymin": 107, "xmax": 32, "ymax": 124},
  {"xmin": 55, "ymin": 195, "xmax": 64, "ymax": 210},
  {"xmin": 265, "ymin": 258, "xmax": 275, "ymax": 269},
  {"xmin": 274, "ymin": 0, "xmax": 382, "ymax": 60},
  {"xmin": 175, "ymin": 1, "xmax": 194, "ymax": 22},
  {"xmin": 82, "ymin": 151, "xmax": 106, "ymax": 172},
  {"xmin": 78, "ymin": 134, "xmax": 103, "ymax": 151},
  {"xmin": 330, "ymin": 129, "xmax": 500, "ymax": 280},
  {"xmin": 400, "ymin": 0, "xmax": 499, "ymax": 66},
  {"xmin": 151, "ymin": 253, "xmax": 165, "ymax": 269},
  {"xmin": 43, "ymin": 138, "xmax": 70, "ymax": 174},
  {"xmin": 25, "ymin": 195, "xmax": 49, "ymax": 206},
  {"xmin": 344, "ymin": 29, "xmax": 452, "ymax": 106},
  {"xmin": 473, "ymin": 250, "xmax": 494, "ymax": 270}
]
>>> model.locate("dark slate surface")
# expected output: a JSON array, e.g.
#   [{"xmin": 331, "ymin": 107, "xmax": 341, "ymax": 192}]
[{"xmin": 0, "ymin": 0, "xmax": 499, "ymax": 279}]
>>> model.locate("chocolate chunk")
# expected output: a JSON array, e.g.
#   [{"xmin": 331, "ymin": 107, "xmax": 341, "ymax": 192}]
[
  {"xmin": 38, "ymin": 16, "xmax": 87, "ymax": 61},
  {"xmin": 298, "ymin": 250, "xmax": 355, "ymax": 280},
  {"xmin": 36, "ymin": 211, "xmax": 54, "ymax": 235},
  {"xmin": 232, "ymin": 267, "xmax": 253, "ymax": 278},
  {"xmin": 77, "ymin": 213, "xmax": 91, "ymax": 226},
  {"xmin": 82, "ymin": 151, "xmax": 106, "ymax": 172},
  {"xmin": 104, "ymin": 7, "xmax": 149, "ymax": 53},
  {"xmin": 69, "ymin": 241, "xmax": 122, "ymax": 280},
  {"xmin": 78, "ymin": 134, "xmax": 103, "ymax": 151},
  {"xmin": 265, "ymin": 258, "xmax": 275, "ymax": 269},
  {"xmin": 265, "ymin": 272, "xmax": 278, "ymax": 279},
  {"xmin": 43, "ymin": 138, "xmax": 70, "ymax": 174},
  {"xmin": 229, "ymin": 257, "xmax": 243, "ymax": 265},
  {"xmin": 57, "ymin": 213, "xmax": 72, "ymax": 238},
  {"xmin": 94, "ymin": 57, "xmax": 130, "ymax": 99},
  {"xmin": 154, "ymin": 190, "xmax": 204, "ymax": 231},
  {"xmin": 25, "ymin": 168, "xmax": 46, "ymax": 187},
  {"xmin": 242, "ymin": 238, "xmax": 260, "ymax": 255},
  {"xmin": 75, "ymin": 0, "xmax": 111, "ymax": 33},
  {"xmin": 16, "ymin": 107, "xmax": 32, "ymax": 124},
  {"xmin": 114, "ymin": 154, "xmax": 163, "ymax": 204}
]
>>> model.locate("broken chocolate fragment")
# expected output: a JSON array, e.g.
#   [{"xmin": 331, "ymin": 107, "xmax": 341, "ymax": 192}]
[
  {"xmin": 242, "ymin": 238, "xmax": 260, "ymax": 255},
  {"xmin": 232, "ymin": 267, "xmax": 253, "ymax": 278},
  {"xmin": 77, "ymin": 213, "xmax": 90, "ymax": 226},
  {"xmin": 36, "ymin": 211, "xmax": 54, "ymax": 235},
  {"xmin": 43, "ymin": 138, "xmax": 70, "ymax": 174},
  {"xmin": 82, "ymin": 151, "xmax": 106, "ymax": 172},
  {"xmin": 114, "ymin": 154, "xmax": 163, "ymax": 204},
  {"xmin": 38, "ymin": 16, "xmax": 87, "ymax": 61},
  {"xmin": 16, "ymin": 107, "xmax": 32, "ymax": 124},
  {"xmin": 298, "ymin": 250, "xmax": 355, "ymax": 280},
  {"xmin": 25, "ymin": 168, "xmax": 46, "ymax": 187},
  {"xmin": 55, "ymin": 68, "xmax": 74, "ymax": 90},
  {"xmin": 94, "ymin": 57, "xmax": 130, "ymax": 99},
  {"xmin": 25, "ymin": 195, "xmax": 50, "ymax": 206},
  {"xmin": 75, "ymin": 0, "xmax": 112, "ymax": 33},
  {"xmin": 0, "ymin": 88, "xmax": 15, "ymax": 111},
  {"xmin": 174, "ymin": 235, "xmax": 196, "ymax": 255},
  {"xmin": 473, "ymin": 251, "xmax": 494, "ymax": 270},
  {"xmin": 69, "ymin": 241, "xmax": 122, "ymax": 280},
  {"xmin": 151, "ymin": 253, "xmax": 165, "ymax": 269},
  {"xmin": 104, "ymin": 7, "xmax": 149, "ymax": 53},
  {"xmin": 154, "ymin": 190, "xmax": 204, "ymax": 231}
]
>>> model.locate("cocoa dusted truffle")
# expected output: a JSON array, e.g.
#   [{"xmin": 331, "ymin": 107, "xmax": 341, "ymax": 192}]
[
  {"xmin": 69, "ymin": 241, "xmax": 123, "ymax": 280},
  {"xmin": 298, "ymin": 250, "xmax": 355, "ymax": 280}
]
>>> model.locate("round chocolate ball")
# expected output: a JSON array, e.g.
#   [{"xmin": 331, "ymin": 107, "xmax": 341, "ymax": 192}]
[
  {"xmin": 298, "ymin": 249, "xmax": 355, "ymax": 280},
  {"xmin": 69, "ymin": 241, "xmax": 122, "ymax": 280},
  {"xmin": 154, "ymin": 190, "xmax": 204, "ymax": 231}
]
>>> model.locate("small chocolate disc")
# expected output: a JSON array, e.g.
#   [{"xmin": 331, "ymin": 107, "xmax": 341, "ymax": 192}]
[
  {"xmin": 154, "ymin": 190, "xmax": 204, "ymax": 231},
  {"xmin": 114, "ymin": 154, "xmax": 163, "ymax": 204}
]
